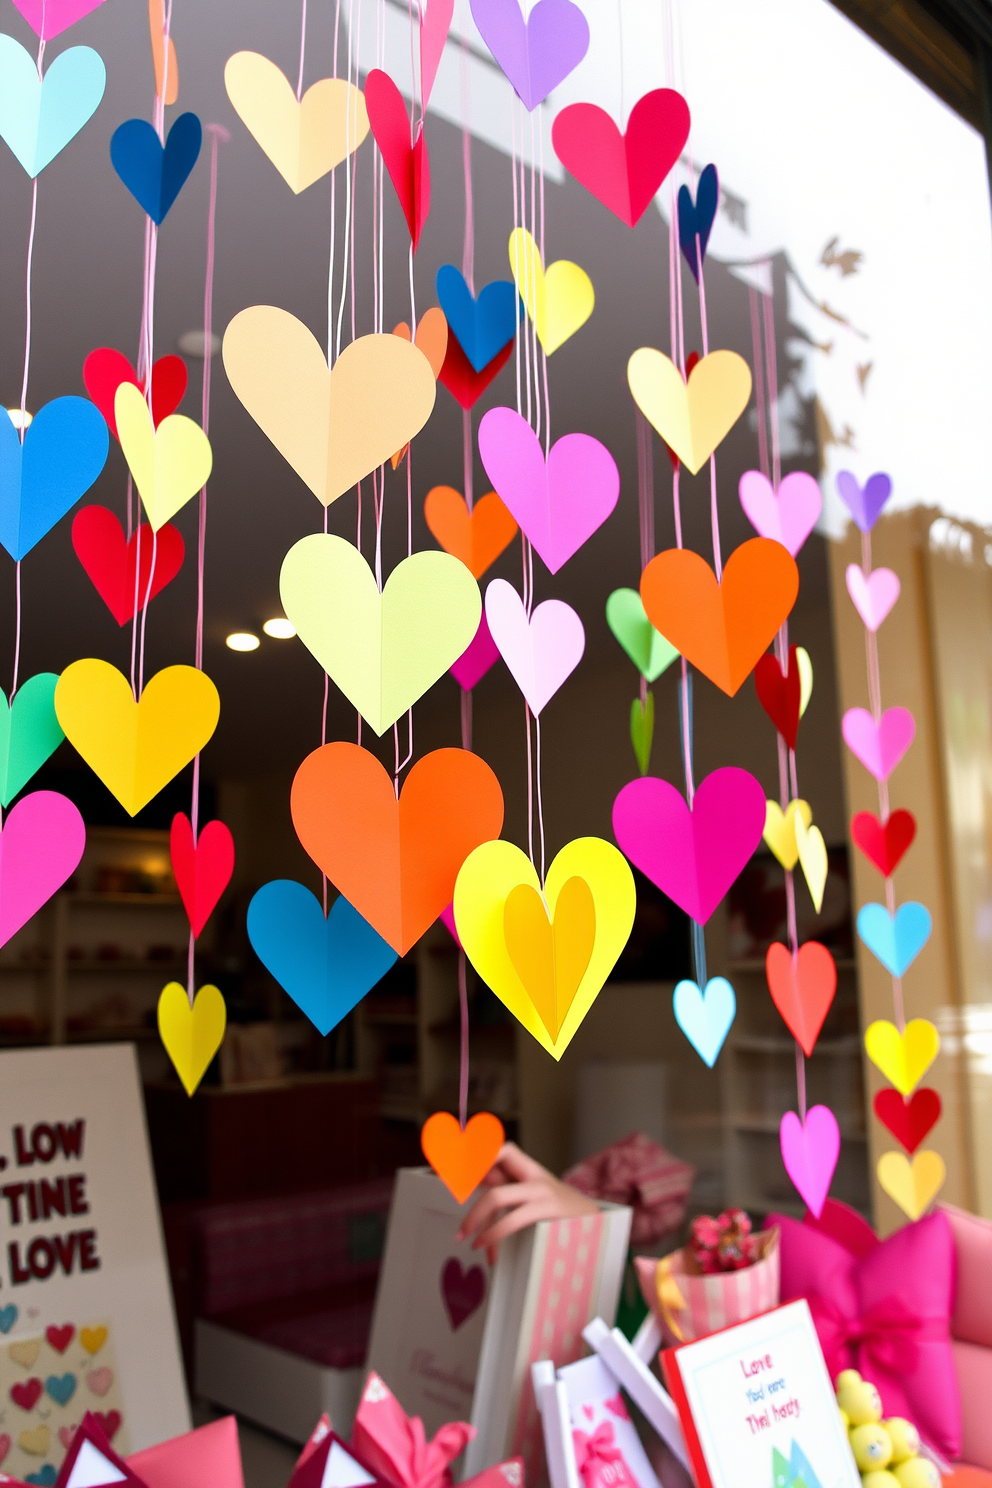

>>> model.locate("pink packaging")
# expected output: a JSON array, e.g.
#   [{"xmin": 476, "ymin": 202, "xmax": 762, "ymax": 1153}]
[{"xmin": 635, "ymin": 1226, "xmax": 780, "ymax": 1343}]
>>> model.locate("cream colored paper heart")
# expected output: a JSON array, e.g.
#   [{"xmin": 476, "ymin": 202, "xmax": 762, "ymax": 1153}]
[
  {"xmin": 795, "ymin": 811, "xmax": 828, "ymax": 912},
  {"xmin": 115, "ymin": 383, "xmax": 213, "ymax": 532},
  {"xmin": 877, "ymin": 1149, "xmax": 945, "ymax": 1220},
  {"xmin": 225, "ymin": 52, "xmax": 369, "ymax": 193},
  {"xmin": 627, "ymin": 348, "xmax": 752, "ymax": 475}
]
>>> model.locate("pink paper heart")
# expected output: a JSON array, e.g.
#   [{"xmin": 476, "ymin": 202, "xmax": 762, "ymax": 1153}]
[
  {"xmin": 582, "ymin": 1405, "xmax": 594, "ymax": 1422},
  {"xmin": 738, "ymin": 470, "xmax": 821, "ymax": 557},
  {"xmin": 86, "ymin": 1367, "xmax": 113, "ymax": 1397},
  {"xmin": 439, "ymin": 902, "xmax": 462, "ymax": 949},
  {"xmin": 604, "ymin": 1393, "xmax": 630, "ymax": 1421},
  {"xmin": 0, "ymin": 1433, "xmax": 10, "ymax": 1465},
  {"xmin": 612, "ymin": 767, "xmax": 766, "ymax": 926},
  {"xmin": 779, "ymin": 1105, "xmax": 840, "ymax": 1218},
  {"xmin": 845, "ymin": 564, "xmax": 900, "ymax": 632},
  {"xmin": 9, "ymin": 0, "xmax": 106, "ymax": 38},
  {"xmin": 450, "ymin": 611, "xmax": 500, "ymax": 691},
  {"xmin": 57, "ymin": 1426, "xmax": 78, "ymax": 1451},
  {"xmin": 485, "ymin": 579, "xmax": 585, "ymax": 715},
  {"xmin": 842, "ymin": 706, "xmax": 914, "ymax": 781},
  {"xmin": 478, "ymin": 407, "xmax": 619, "ymax": 574},
  {"xmin": 421, "ymin": 0, "xmax": 454, "ymax": 109},
  {"xmin": 0, "ymin": 792, "xmax": 86, "ymax": 949}
]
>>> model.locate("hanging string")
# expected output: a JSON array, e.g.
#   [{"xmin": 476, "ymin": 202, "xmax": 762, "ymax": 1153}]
[{"xmin": 296, "ymin": 0, "xmax": 308, "ymax": 101}]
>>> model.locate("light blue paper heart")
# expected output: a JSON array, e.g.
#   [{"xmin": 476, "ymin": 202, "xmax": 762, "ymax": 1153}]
[
  {"xmin": 0, "ymin": 1304, "xmax": 18, "ymax": 1333},
  {"xmin": 857, "ymin": 901, "xmax": 931, "ymax": 977},
  {"xmin": 435, "ymin": 267, "xmax": 521, "ymax": 372},
  {"xmin": 247, "ymin": 880, "xmax": 397, "ymax": 1035},
  {"xmin": 0, "ymin": 398, "xmax": 109, "ymax": 560},
  {"xmin": 0, "ymin": 35, "xmax": 105, "ymax": 177},
  {"xmin": 45, "ymin": 1373, "xmax": 76, "ymax": 1406},
  {"xmin": 0, "ymin": 673, "xmax": 64, "ymax": 806},
  {"xmin": 673, "ymin": 976, "xmax": 735, "ymax": 1067}
]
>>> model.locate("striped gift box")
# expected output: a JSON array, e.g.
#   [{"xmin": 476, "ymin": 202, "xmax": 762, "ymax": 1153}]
[{"xmin": 635, "ymin": 1226, "xmax": 780, "ymax": 1342}]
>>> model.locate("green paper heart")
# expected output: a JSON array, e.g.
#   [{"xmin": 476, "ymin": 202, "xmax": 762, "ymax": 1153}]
[
  {"xmin": 280, "ymin": 534, "xmax": 482, "ymax": 736},
  {"xmin": 607, "ymin": 588, "xmax": 678, "ymax": 681},
  {"xmin": 0, "ymin": 673, "xmax": 64, "ymax": 806},
  {"xmin": 630, "ymin": 691, "xmax": 654, "ymax": 776}
]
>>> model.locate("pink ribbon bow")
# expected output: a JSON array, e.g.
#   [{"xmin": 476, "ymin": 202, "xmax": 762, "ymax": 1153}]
[
  {"xmin": 352, "ymin": 1373, "xmax": 475, "ymax": 1488},
  {"xmin": 807, "ymin": 1292, "xmax": 943, "ymax": 1380},
  {"xmin": 572, "ymin": 1423, "xmax": 623, "ymax": 1487}
]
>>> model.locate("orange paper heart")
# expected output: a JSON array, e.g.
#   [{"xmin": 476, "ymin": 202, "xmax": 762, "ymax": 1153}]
[
  {"xmin": 421, "ymin": 1110, "xmax": 505, "ymax": 1204},
  {"xmin": 391, "ymin": 310, "xmax": 448, "ymax": 466},
  {"xmin": 641, "ymin": 538, "xmax": 799, "ymax": 697},
  {"xmin": 424, "ymin": 486, "xmax": 519, "ymax": 580},
  {"xmin": 504, "ymin": 877, "xmax": 596, "ymax": 1040}
]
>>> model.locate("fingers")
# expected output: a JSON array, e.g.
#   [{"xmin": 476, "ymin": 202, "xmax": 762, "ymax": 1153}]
[
  {"xmin": 456, "ymin": 1181, "xmax": 546, "ymax": 1241},
  {"xmin": 492, "ymin": 1142, "xmax": 553, "ymax": 1185},
  {"xmin": 469, "ymin": 1197, "xmax": 563, "ymax": 1252}
]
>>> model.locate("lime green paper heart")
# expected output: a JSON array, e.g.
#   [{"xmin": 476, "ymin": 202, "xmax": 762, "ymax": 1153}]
[
  {"xmin": 606, "ymin": 588, "xmax": 678, "ymax": 680},
  {"xmin": 630, "ymin": 692, "xmax": 653, "ymax": 775},
  {"xmin": 0, "ymin": 673, "xmax": 64, "ymax": 806},
  {"xmin": 280, "ymin": 534, "xmax": 481, "ymax": 736}
]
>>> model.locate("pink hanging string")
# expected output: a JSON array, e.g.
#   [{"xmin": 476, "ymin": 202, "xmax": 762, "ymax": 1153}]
[{"xmin": 296, "ymin": 0, "xmax": 308, "ymax": 101}]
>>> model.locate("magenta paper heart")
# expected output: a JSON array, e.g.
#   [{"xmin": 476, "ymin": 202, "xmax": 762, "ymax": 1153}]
[
  {"xmin": 485, "ymin": 578, "xmax": 584, "ymax": 715},
  {"xmin": 845, "ymin": 564, "xmax": 900, "ymax": 632},
  {"xmin": 738, "ymin": 470, "xmax": 821, "ymax": 558},
  {"xmin": 842, "ymin": 706, "xmax": 914, "ymax": 781},
  {"xmin": 478, "ymin": 408, "xmax": 619, "ymax": 574},
  {"xmin": 612, "ymin": 767, "xmax": 765, "ymax": 925},
  {"xmin": 439, "ymin": 902, "xmax": 462, "ymax": 948},
  {"xmin": 10, "ymin": 0, "xmax": 106, "ymax": 38},
  {"xmin": 835, "ymin": 470, "xmax": 892, "ymax": 532},
  {"xmin": 469, "ymin": 0, "xmax": 589, "ymax": 111},
  {"xmin": 450, "ymin": 611, "xmax": 500, "ymax": 691},
  {"xmin": 421, "ymin": 0, "xmax": 454, "ymax": 108},
  {"xmin": 779, "ymin": 1106, "xmax": 840, "ymax": 1218},
  {"xmin": 0, "ymin": 791, "xmax": 85, "ymax": 948}
]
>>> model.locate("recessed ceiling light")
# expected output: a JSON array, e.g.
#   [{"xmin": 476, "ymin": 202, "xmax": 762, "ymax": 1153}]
[
  {"xmin": 6, "ymin": 408, "xmax": 32, "ymax": 430},
  {"xmin": 226, "ymin": 632, "xmax": 260, "ymax": 652},
  {"xmin": 178, "ymin": 330, "xmax": 222, "ymax": 358},
  {"xmin": 263, "ymin": 617, "xmax": 296, "ymax": 639}
]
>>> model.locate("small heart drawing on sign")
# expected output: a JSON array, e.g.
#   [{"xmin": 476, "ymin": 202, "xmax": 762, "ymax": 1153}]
[
  {"xmin": 11, "ymin": 1378, "xmax": 43, "ymax": 1410},
  {"xmin": 873, "ymin": 1087, "xmax": 941, "ymax": 1154},
  {"xmin": 224, "ymin": 52, "xmax": 368, "ymax": 193},
  {"xmin": 603, "ymin": 1393, "xmax": 630, "ymax": 1421},
  {"xmin": 44, "ymin": 1326, "xmax": 73, "ymax": 1354},
  {"xmin": 57, "ymin": 1426, "xmax": 77, "ymax": 1451},
  {"xmin": 0, "ymin": 1307, "xmax": 18, "ymax": 1335},
  {"xmin": 17, "ymin": 1425, "xmax": 49, "ymax": 1458},
  {"xmin": 44, "ymin": 1373, "xmax": 75, "ymax": 1407},
  {"xmin": 79, "ymin": 1327, "xmax": 107, "ymax": 1356},
  {"xmin": 92, "ymin": 1410, "xmax": 121, "ymax": 1441},
  {"xmin": 9, "ymin": 1340, "xmax": 39, "ymax": 1369},
  {"xmin": 421, "ymin": 1111, "xmax": 505, "ymax": 1204},
  {"xmin": 440, "ymin": 1258, "xmax": 486, "ymax": 1330},
  {"xmin": 0, "ymin": 1432, "xmax": 10, "ymax": 1464},
  {"xmin": 766, "ymin": 942, "xmax": 836, "ymax": 1057}
]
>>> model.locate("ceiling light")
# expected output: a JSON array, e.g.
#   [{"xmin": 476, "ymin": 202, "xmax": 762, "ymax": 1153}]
[
  {"xmin": 178, "ymin": 330, "xmax": 222, "ymax": 358},
  {"xmin": 226, "ymin": 632, "xmax": 260, "ymax": 652},
  {"xmin": 263, "ymin": 618, "xmax": 296, "ymax": 639},
  {"xmin": 6, "ymin": 408, "xmax": 32, "ymax": 430}
]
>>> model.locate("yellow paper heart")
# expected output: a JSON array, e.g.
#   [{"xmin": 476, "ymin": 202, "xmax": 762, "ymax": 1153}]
[
  {"xmin": 223, "ymin": 310, "xmax": 436, "ymax": 506},
  {"xmin": 55, "ymin": 660, "xmax": 220, "ymax": 817},
  {"xmin": 158, "ymin": 982, "xmax": 226, "ymax": 1096},
  {"xmin": 504, "ymin": 876, "xmax": 596, "ymax": 1040},
  {"xmin": 795, "ymin": 812, "xmax": 828, "ymax": 913},
  {"xmin": 115, "ymin": 383, "xmax": 213, "ymax": 532},
  {"xmin": 224, "ymin": 52, "xmax": 369, "ymax": 193},
  {"xmin": 454, "ymin": 837, "xmax": 635, "ymax": 1059},
  {"xmin": 80, "ymin": 1326, "xmax": 108, "ymax": 1355},
  {"xmin": 9, "ymin": 1339, "xmax": 40, "ymax": 1368},
  {"xmin": 763, "ymin": 799, "xmax": 812, "ymax": 871},
  {"xmin": 864, "ymin": 1018, "xmax": 940, "ymax": 1096},
  {"xmin": 18, "ymin": 1427, "xmax": 49, "ymax": 1457},
  {"xmin": 508, "ymin": 228, "xmax": 594, "ymax": 356},
  {"xmin": 877, "ymin": 1149, "xmax": 945, "ymax": 1220},
  {"xmin": 627, "ymin": 348, "xmax": 752, "ymax": 475}
]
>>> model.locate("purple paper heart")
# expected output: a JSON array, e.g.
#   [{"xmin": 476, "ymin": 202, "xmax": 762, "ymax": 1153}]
[
  {"xmin": 469, "ymin": 0, "xmax": 589, "ymax": 111},
  {"xmin": 450, "ymin": 610, "xmax": 500, "ymax": 691},
  {"xmin": 779, "ymin": 1106, "xmax": 840, "ymax": 1218},
  {"xmin": 835, "ymin": 470, "xmax": 892, "ymax": 533},
  {"xmin": 0, "ymin": 791, "xmax": 85, "ymax": 948},
  {"xmin": 9, "ymin": 0, "xmax": 107, "ymax": 39},
  {"xmin": 478, "ymin": 407, "xmax": 619, "ymax": 574},
  {"xmin": 738, "ymin": 470, "xmax": 821, "ymax": 557},
  {"xmin": 612, "ymin": 767, "xmax": 766, "ymax": 925},
  {"xmin": 842, "ymin": 706, "xmax": 915, "ymax": 782}
]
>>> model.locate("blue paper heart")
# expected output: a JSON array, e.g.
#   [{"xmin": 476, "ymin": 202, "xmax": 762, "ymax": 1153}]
[
  {"xmin": 45, "ymin": 1372, "xmax": 76, "ymax": 1406},
  {"xmin": 435, "ymin": 267, "xmax": 520, "ymax": 372},
  {"xmin": 0, "ymin": 399, "xmax": 109, "ymax": 561},
  {"xmin": 677, "ymin": 163, "xmax": 719, "ymax": 283},
  {"xmin": 247, "ymin": 880, "xmax": 398, "ymax": 1035},
  {"xmin": 27, "ymin": 1468, "xmax": 57, "ymax": 1486},
  {"xmin": 673, "ymin": 976, "xmax": 735, "ymax": 1067},
  {"xmin": 0, "ymin": 35, "xmax": 105, "ymax": 178},
  {"xmin": 857, "ymin": 901, "xmax": 931, "ymax": 977},
  {"xmin": 0, "ymin": 1304, "xmax": 18, "ymax": 1333},
  {"xmin": 110, "ymin": 111, "xmax": 202, "ymax": 224}
]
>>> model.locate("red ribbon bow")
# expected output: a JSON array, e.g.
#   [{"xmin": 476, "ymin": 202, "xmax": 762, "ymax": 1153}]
[
  {"xmin": 807, "ymin": 1292, "xmax": 938, "ymax": 1379},
  {"xmin": 572, "ymin": 1423, "xmax": 623, "ymax": 1487}
]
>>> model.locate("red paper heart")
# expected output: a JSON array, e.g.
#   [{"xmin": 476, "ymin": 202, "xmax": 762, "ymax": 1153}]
[
  {"xmin": 93, "ymin": 1410, "xmax": 122, "ymax": 1441},
  {"xmin": 170, "ymin": 814, "xmax": 235, "ymax": 939},
  {"xmin": 83, "ymin": 347, "xmax": 187, "ymax": 439},
  {"xmin": 552, "ymin": 89, "xmax": 690, "ymax": 228},
  {"xmin": 45, "ymin": 1324, "xmax": 74, "ymax": 1353},
  {"xmin": 765, "ymin": 941, "xmax": 836, "ymax": 1056},
  {"xmin": 874, "ymin": 1087, "xmax": 941, "ymax": 1154},
  {"xmin": 438, "ymin": 332, "xmax": 513, "ymax": 410},
  {"xmin": 851, "ymin": 809, "xmax": 916, "ymax": 878},
  {"xmin": 365, "ymin": 69, "xmax": 430, "ymax": 251},
  {"xmin": 10, "ymin": 1379, "xmax": 42, "ymax": 1411},
  {"xmin": 754, "ymin": 646, "xmax": 801, "ymax": 749},
  {"xmin": 72, "ymin": 506, "xmax": 185, "ymax": 626}
]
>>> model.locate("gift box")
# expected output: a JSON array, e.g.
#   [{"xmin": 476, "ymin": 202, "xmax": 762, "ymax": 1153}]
[{"xmin": 634, "ymin": 1211, "xmax": 780, "ymax": 1343}]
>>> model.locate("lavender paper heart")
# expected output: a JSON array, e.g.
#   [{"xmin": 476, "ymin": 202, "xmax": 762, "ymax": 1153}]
[
  {"xmin": 835, "ymin": 470, "xmax": 892, "ymax": 533},
  {"xmin": 469, "ymin": 0, "xmax": 589, "ymax": 111}
]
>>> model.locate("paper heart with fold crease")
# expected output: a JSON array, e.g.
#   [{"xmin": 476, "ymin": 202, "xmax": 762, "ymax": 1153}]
[
  {"xmin": 628, "ymin": 348, "xmax": 752, "ymax": 475},
  {"xmin": 424, "ymin": 487, "xmax": 517, "ymax": 579},
  {"xmin": 83, "ymin": 349, "xmax": 187, "ymax": 438},
  {"xmin": 677, "ymin": 164, "xmax": 718, "ymax": 282},
  {"xmin": 858, "ymin": 902, "xmax": 931, "ymax": 979},
  {"xmin": 846, "ymin": 564, "xmax": 900, "ymax": 632},
  {"xmin": 170, "ymin": 815, "xmax": 235, "ymax": 939},
  {"xmin": 421, "ymin": 1111, "xmax": 504, "ymax": 1204},
  {"xmin": 450, "ymin": 613, "xmax": 501, "ymax": 691},
  {"xmin": 673, "ymin": 977, "xmax": 735, "ymax": 1066},
  {"xmin": 763, "ymin": 799, "xmax": 811, "ymax": 872},
  {"xmin": 0, "ymin": 675, "xmax": 64, "ymax": 808},
  {"xmin": 864, "ymin": 1017, "xmax": 939, "ymax": 1095},
  {"xmin": 435, "ymin": 268, "xmax": 519, "ymax": 373},
  {"xmin": 508, "ymin": 229, "xmax": 594, "ymax": 356},
  {"xmin": 552, "ymin": 89, "xmax": 689, "ymax": 227},
  {"xmin": 851, "ymin": 809, "xmax": 916, "ymax": 877},
  {"xmin": 0, "ymin": 35, "xmax": 105, "ymax": 176},
  {"xmin": 72, "ymin": 507, "xmax": 184, "ymax": 625},
  {"xmin": 485, "ymin": 580, "xmax": 584, "ymax": 715},
  {"xmin": 842, "ymin": 706, "xmax": 915, "ymax": 781},
  {"xmin": 438, "ymin": 334, "xmax": 513, "ymax": 409},
  {"xmin": 365, "ymin": 69, "xmax": 430, "ymax": 249},
  {"xmin": 115, "ymin": 383, "xmax": 212, "ymax": 532},
  {"xmin": 835, "ymin": 470, "xmax": 892, "ymax": 532},
  {"xmin": 224, "ymin": 52, "xmax": 369, "ymax": 192},
  {"xmin": 470, "ymin": 0, "xmax": 589, "ymax": 110},
  {"xmin": 766, "ymin": 941, "xmax": 836, "ymax": 1056},
  {"xmin": 158, "ymin": 982, "xmax": 226, "ymax": 1096},
  {"xmin": 0, "ymin": 398, "xmax": 109, "ymax": 561},
  {"xmin": 877, "ymin": 1150, "xmax": 945, "ymax": 1221},
  {"xmin": 606, "ymin": 589, "xmax": 678, "ymax": 681},
  {"xmin": 780, "ymin": 1106, "xmax": 839, "ymax": 1218},
  {"xmin": 754, "ymin": 646, "xmax": 802, "ymax": 748},
  {"xmin": 874, "ymin": 1088, "xmax": 941, "ymax": 1154},
  {"xmin": 739, "ymin": 470, "xmax": 821, "ymax": 557},
  {"xmin": 111, "ymin": 111, "xmax": 201, "ymax": 222}
]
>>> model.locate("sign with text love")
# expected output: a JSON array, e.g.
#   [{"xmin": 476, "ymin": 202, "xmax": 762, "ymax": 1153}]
[
  {"xmin": 0, "ymin": 1044, "xmax": 189, "ymax": 1482},
  {"xmin": 661, "ymin": 1300, "xmax": 859, "ymax": 1488}
]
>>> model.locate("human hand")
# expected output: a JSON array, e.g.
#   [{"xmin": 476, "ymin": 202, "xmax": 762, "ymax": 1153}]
[{"xmin": 455, "ymin": 1142, "xmax": 599, "ymax": 1263}]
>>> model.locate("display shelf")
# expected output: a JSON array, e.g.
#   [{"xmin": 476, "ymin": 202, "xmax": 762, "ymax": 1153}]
[{"xmin": 729, "ymin": 1114, "xmax": 866, "ymax": 1140}]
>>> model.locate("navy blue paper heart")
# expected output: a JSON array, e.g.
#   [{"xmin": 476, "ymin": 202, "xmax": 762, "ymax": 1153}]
[
  {"xmin": 0, "ymin": 398, "xmax": 109, "ymax": 560},
  {"xmin": 436, "ymin": 267, "xmax": 520, "ymax": 372},
  {"xmin": 247, "ymin": 880, "xmax": 397, "ymax": 1035},
  {"xmin": 110, "ymin": 111, "xmax": 201, "ymax": 223},
  {"xmin": 678, "ymin": 163, "xmax": 719, "ymax": 283}
]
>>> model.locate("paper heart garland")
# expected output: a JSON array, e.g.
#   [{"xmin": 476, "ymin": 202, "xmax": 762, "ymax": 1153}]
[
  {"xmin": 421, "ymin": 1111, "xmax": 505, "ymax": 1204},
  {"xmin": 851, "ymin": 809, "xmax": 916, "ymax": 877},
  {"xmin": 794, "ymin": 813, "xmax": 828, "ymax": 913},
  {"xmin": 846, "ymin": 564, "xmax": 900, "ymax": 632},
  {"xmin": 672, "ymin": 977, "xmax": 735, "ymax": 1066},
  {"xmin": 0, "ymin": 36, "xmax": 105, "ymax": 177},
  {"xmin": 72, "ymin": 507, "xmax": 184, "ymax": 625},
  {"xmin": 247, "ymin": 881, "xmax": 397, "ymax": 1035},
  {"xmin": 754, "ymin": 646, "xmax": 801, "ymax": 748},
  {"xmin": 640, "ymin": 540, "xmax": 799, "ymax": 698},
  {"xmin": 453, "ymin": 836, "xmax": 635, "ymax": 1058},
  {"xmin": 281, "ymin": 535, "xmax": 481, "ymax": 735},
  {"xmin": 115, "ymin": 384, "xmax": 212, "ymax": 532},
  {"xmin": 10, "ymin": 0, "xmax": 108, "ymax": 40},
  {"xmin": 485, "ymin": 579, "xmax": 584, "ymax": 715},
  {"xmin": 677, "ymin": 163, "xmax": 718, "ymax": 282},
  {"xmin": 82, "ymin": 348, "xmax": 187, "ymax": 438},
  {"xmin": 424, "ymin": 487, "xmax": 518, "ymax": 579},
  {"xmin": 552, "ymin": 89, "xmax": 690, "ymax": 228},
  {"xmin": 508, "ymin": 229, "xmax": 594, "ymax": 355},
  {"xmin": 779, "ymin": 1106, "xmax": 840, "ymax": 1218},
  {"xmin": 628, "ymin": 348, "xmax": 752, "ymax": 475},
  {"xmin": 435, "ymin": 268, "xmax": 519, "ymax": 373},
  {"xmin": 224, "ymin": 52, "xmax": 369, "ymax": 192},
  {"xmin": 0, "ymin": 792, "xmax": 85, "ymax": 951},
  {"xmin": 504, "ymin": 876, "xmax": 596, "ymax": 1041},
  {"xmin": 766, "ymin": 941, "xmax": 836, "ymax": 1056},
  {"xmin": 470, "ymin": 0, "xmax": 589, "ymax": 110},
  {"xmin": 876, "ymin": 1150, "xmax": 945, "ymax": 1221},
  {"xmin": 450, "ymin": 613, "xmax": 500, "ymax": 691},
  {"xmin": 0, "ymin": 398, "xmax": 109, "ymax": 561},
  {"xmin": 873, "ymin": 1087, "xmax": 941, "ymax": 1154},
  {"xmin": 763, "ymin": 799, "xmax": 811, "ymax": 871},
  {"xmin": 842, "ymin": 706, "xmax": 915, "ymax": 781},
  {"xmin": 55, "ymin": 661, "xmax": 220, "ymax": 817},
  {"xmin": 110, "ymin": 111, "xmax": 201, "ymax": 222},
  {"xmin": 478, "ymin": 407, "xmax": 619, "ymax": 574},
  {"xmin": 223, "ymin": 310, "xmax": 437, "ymax": 503},
  {"xmin": 438, "ymin": 334, "xmax": 513, "ymax": 409},
  {"xmin": 739, "ymin": 470, "xmax": 821, "ymax": 558},
  {"xmin": 365, "ymin": 69, "xmax": 430, "ymax": 250},
  {"xmin": 0, "ymin": 675, "xmax": 64, "ymax": 807},
  {"xmin": 421, "ymin": 0, "xmax": 454, "ymax": 108},
  {"xmin": 864, "ymin": 1017, "xmax": 939, "ymax": 1095},
  {"xmin": 170, "ymin": 815, "xmax": 235, "ymax": 939},
  {"xmin": 291, "ymin": 743, "xmax": 504, "ymax": 955},
  {"xmin": 857, "ymin": 902, "xmax": 931, "ymax": 978},
  {"xmin": 157, "ymin": 982, "xmax": 226, "ymax": 1096},
  {"xmin": 612, "ymin": 767, "xmax": 766, "ymax": 925},
  {"xmin": 630, "ymin": 693, "xmax": 653, "ymax": 775},
  {"xmin": 835, "ymin": 470, "xmax": 892, "ymax": 532}
]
